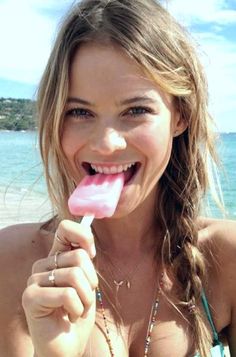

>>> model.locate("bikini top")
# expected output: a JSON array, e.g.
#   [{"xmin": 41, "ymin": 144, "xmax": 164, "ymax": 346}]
[{"xmin": 193, "ymin": 291, "xmax": 225, "ymax": 357}]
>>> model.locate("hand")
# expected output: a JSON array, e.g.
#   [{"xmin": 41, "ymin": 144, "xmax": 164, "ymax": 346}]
[{"xmin": 22, "ymin": 220, "xmax": 98, "ymax": 357}]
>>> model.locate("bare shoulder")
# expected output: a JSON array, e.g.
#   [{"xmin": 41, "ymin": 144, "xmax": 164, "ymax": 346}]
[
  {"xmin": 198, "ymin": 217, "xmax": 236, "ymax": 353},
  {"xmin": 0, "ymin": 222, "xmax": 53, "ymax": 276},
  {"xmin": 0, "ymin": 223, "xmax": 53, "ymax": 356},
  {"xmin": 198, "ymin": 216, "xmax": 236, "ymax": 263}
]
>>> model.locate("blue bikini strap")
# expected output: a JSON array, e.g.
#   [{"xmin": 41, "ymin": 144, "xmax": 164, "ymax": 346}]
[{"xmin": 201, "ymin": 290, "xmax": 219, "ymax": 344}]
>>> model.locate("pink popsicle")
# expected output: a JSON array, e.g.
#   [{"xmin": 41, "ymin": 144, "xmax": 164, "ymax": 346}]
[{"xmin": 68, "ymin": 173, "xmax": 125, "ymax": 225}]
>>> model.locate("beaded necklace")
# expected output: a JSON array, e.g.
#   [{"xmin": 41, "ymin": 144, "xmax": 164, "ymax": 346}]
[{"xmin": 96, "ymin": 272, "xmax": 164, "ymax": 357}]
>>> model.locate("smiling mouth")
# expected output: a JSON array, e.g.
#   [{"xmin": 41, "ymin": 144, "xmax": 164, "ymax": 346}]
[{"xmin": 82, "ymin": 162, "xmax": 141, "ymax": 184}]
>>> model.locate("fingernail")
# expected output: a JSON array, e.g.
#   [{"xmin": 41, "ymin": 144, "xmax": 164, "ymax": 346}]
[
  {"xmin": 90, "ymin": 244, "xmax": 96, "ymax": 258},
  {"xmin": 71, "ymin": 243, "xmax": 80, "ymax": 248}
]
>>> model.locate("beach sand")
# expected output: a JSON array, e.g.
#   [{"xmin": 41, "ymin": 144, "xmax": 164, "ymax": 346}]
[{"xmin": 0, "ymin": 186, "xmax": 52, "ymax": 229}]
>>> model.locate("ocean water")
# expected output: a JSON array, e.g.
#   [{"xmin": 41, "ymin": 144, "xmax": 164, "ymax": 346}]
[
  {"xmin": 0, "ymin": 131, "xmax": 235, "ymax": 227},
  {"xmin": 0, "ymin": 131, "xmax": 51, "ymax": 227},
  {"xmin": 215, "ymin": 132, "xmax": 236, "ymax": 218},
  {"xmin": 0, "ymin": 131, "xmax": 44, "ymax": 192}
]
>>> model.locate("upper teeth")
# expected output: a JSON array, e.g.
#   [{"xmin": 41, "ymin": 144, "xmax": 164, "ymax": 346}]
[{"xmin": 90, "ymin": 163, "xmax": 136, "ymax": 174}]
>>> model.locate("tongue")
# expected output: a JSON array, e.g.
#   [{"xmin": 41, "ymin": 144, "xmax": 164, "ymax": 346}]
[{"xmin": 123, "ymin": 166, "xmax": 135, "ymax": 184}]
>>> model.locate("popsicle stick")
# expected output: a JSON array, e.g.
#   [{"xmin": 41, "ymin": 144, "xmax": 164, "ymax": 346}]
[
  {"xmin": 71, "ymin": 214, "xmax": 95, "ymax": 248},
  {"xmin": 81, "ymin": 214, "xmax": 95, "ymax": 227}
]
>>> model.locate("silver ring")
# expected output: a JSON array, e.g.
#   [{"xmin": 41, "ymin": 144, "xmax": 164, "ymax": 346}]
[
  {"xmin": 55, "ymin": 231, "xmax": 71, "ymax": 246},
  {"xmin": 54, "ymin": 251, "xmax": 61, "ymax": 269},
  {"xmin": 48, "ymin": 269, "xmax": 56, "ymax": 286}
]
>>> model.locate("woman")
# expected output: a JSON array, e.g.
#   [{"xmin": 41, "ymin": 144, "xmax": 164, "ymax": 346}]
[{"xmin": 0, "ymin": 0, "xmax": 235, "ymax": 356}]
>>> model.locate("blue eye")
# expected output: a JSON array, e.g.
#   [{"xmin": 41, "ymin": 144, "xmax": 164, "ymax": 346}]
[
  {"xmin": 126, "ymin": 106, "xmax": 152, "ymax": 116},
  {"xmin": 65, "ymin": 108, "xmax": 91, "ymax": 118}
]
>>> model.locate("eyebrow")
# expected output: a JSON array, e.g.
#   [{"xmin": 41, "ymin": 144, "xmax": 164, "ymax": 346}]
[
  {"xmin": 67, "ymin": 97, "xmax": 94, "ymax": 106},
  {"xmin": 119, "ymin": 96, "xmax": 160, "ymax": 106},
  {"xmin": 66, "ymin": 95, "xmax": 160, "ymax": 106}
]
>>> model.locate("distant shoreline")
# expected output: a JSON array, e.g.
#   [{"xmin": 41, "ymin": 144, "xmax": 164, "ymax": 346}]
[
  {"xmin": 0, "ymin": 98, "xmax": 36, "ymax": 131},
  {"xmin": 0, "ymin": 97, "xmax": 236, "ymax": 133}
]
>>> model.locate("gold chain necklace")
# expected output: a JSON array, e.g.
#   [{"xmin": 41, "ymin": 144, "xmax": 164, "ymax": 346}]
[
  {"xmin": 93, "ymin": 227, "xmax": 144, "ymax": 292},
  {"xmin": 104, "ymin": 252, "xmax": 144, "ymax": 292},
  {"xmin": 96, "ymin": 272, "xmax": 164, "ymax": 357}
]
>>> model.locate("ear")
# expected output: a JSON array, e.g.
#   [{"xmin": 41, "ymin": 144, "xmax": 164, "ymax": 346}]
[{"xmin": 172, "ymin": 112, "xmax": 188, "ymax": 137}]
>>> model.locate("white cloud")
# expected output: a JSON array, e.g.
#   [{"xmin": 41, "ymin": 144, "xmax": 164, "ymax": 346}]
[
  {"xmin": 164, "ymin": 0, "xmax": 236, "ymax": 131},
  {"xmin": 166, "ymin": 0, "xmax": 236, "ymax": 25},
  {"xmin": 197, "ymin": 33, "xmax": 236, "ymax": 132},
  {"xmin": 0, "ymin": 0, "xmax": 71, "ymax": 84}
]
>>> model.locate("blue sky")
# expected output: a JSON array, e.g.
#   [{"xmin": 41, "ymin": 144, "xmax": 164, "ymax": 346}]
[{"xmin": 0, "ymin": 0, "xmax": 235, "ymax": 132}]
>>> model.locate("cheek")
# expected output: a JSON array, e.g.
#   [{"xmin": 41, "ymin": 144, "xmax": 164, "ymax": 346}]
[
  {"xmin": 132, "ymin": 122, "xmax": 172, "ymax": 158},
  {"xmin": 61, "ymin": 124, "xmax": 84, "ymax": 160},
  {"xmin": 61, "ymin": 125, "xmax": 87, "ymax": 181}
]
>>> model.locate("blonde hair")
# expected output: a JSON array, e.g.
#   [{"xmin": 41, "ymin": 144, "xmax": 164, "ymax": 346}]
[{"xmin": 38, "ymin": 0, "xmax": 220, "ymax": 355}]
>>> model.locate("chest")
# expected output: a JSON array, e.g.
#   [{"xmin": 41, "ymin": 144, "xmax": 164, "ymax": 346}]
[
  {"xmin": 83, "ymin": 302, "xmax": 195, "ymax": 357},
  {"xmin": 83, "ymin": 286, "xmax": 197, "ymax": 357},
  {"xmin": 83, "ymin": 262, "xmax": 230, "ymax": 357},
  {"xmin": 87, "ymin": 248, "xmax": 231, "ymax": 357}
]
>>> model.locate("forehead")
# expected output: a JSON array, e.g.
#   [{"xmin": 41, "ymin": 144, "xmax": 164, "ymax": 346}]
[
  {"xmin": 68, "ymin": 42, "xmax": 172, "ymax": 106},
  {"xmin": 70, "ymin": 41, "xmax": 144, "ymax": 76}
]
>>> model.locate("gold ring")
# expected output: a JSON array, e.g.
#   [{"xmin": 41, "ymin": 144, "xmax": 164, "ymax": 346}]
[
  {"xmin": 55, "ymin": 231, "xmax": 71, "ymax": 246},
  {"xmin": 54, "ymin": 251, "xmax": 61, "ymax": 269},
  {"xmin": 48, "ymin": 269, "xmax": 56, "ymax": 286}
]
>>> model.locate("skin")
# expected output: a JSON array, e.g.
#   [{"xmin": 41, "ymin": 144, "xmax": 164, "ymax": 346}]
[{"xmin": 0, "ymin": 43, "xmax": 235, "ymax": 357}]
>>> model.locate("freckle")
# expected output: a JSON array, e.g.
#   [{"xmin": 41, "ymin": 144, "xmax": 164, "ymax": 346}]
[{"xmin": 31, "ymin": 240, "xmax": 35, "ymax": 244}]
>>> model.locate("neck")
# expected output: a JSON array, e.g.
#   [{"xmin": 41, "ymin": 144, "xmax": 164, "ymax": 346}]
[{"xmin": 92, "ymin": 212, "xmax": 162, "ymax": 261}]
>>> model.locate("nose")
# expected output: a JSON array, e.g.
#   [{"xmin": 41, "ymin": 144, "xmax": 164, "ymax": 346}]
[{"xmin": 90, "ymin": 127, "xmax": 127, "ymax": 155}]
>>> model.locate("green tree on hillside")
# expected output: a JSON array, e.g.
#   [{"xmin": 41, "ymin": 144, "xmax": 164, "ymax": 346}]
[{"xmin": 0, "ymin": 98, "xmax": 36, "ymax": 130}]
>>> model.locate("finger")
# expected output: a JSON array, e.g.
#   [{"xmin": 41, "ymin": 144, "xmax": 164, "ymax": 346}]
[
  {"xmin": 22, "ymin": 284, "xmax": 88, "ymax": 322},
  {"xmin": 28, "ymin": 267, "xmax": 95, "ymax": 315},
  {"xmin": 33, "ymin": 249, "xmax": 98, "ymax": 289},
  {"xmin": 49, "ymin": 220, "xmax": 96, "ymax": 259}
]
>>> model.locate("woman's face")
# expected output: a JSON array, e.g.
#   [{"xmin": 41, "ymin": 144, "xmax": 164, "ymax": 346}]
[{"xmin": 62, "ymin": 42, "xmax": 185, "ymax": 217}]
